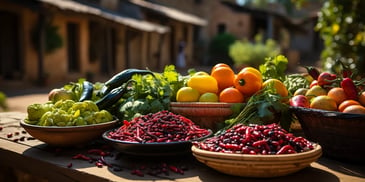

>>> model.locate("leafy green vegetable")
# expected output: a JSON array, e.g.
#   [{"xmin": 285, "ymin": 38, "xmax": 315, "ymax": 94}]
[
  {"xmin": 217, "ymin": 79, "xmax": 292, "ymax": 135},
  {"xmin": 116, "ymin": 65, "xmax": 187, "ymax": 121},
  {"xmin": 259, "ymin": 55, "xmax": 288, "ymax": 81}
]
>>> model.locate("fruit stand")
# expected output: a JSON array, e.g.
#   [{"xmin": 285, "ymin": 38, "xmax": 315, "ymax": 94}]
[{"xmin": 1, "ymin": 57, "xmax": 365, "ymax": 181}]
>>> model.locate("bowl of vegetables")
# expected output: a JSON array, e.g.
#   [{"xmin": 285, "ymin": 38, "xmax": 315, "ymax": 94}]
[
  {"xmin": 290, "ymin": 106, "xmax": 365, "ymax": 162},
  {"xmin": 21, "ymin": 100, "xmax": 119, "ymax": 147},
  {"xmin": 169, "ymin": 102, "xmax": 241, "ymax": 131},
  {"xmin": 103, "ymin": 110, "xmax": 213, "ymax": 156},
  {"xmin": 191, "ymin": 123, "xmax": 322, "ymax": 178}
]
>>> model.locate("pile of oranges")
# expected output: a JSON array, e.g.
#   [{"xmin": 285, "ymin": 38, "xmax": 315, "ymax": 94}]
[{"xmin": 176, "ymin": 63, "xmax": 288, "ymax": 103}]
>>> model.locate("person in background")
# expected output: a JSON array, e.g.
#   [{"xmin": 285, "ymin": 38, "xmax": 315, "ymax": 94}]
[{"xmin": 176, "ymin": 41, "xmax": 186, "ymax": 69}]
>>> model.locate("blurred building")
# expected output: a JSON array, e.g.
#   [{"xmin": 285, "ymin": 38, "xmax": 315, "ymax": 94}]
[
  {"xmin": 0, "ymin": 0, "xmax": 206, "ymax": 85},
  {"xmin": 153, "ymin": 0, "xmax": 323, "ymax": 69},
  {"xmin": 0, "ymin": 0, "xmax": 321, "ymax": 86}
]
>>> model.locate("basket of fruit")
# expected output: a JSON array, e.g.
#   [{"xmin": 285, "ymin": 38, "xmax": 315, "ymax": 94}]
[
  {"xmin": 290, "ymin": 106, "xmax": 365, "ymax": 162},
  {"xmin": 171, "ymin": 63, "xmax": 273, "ymax": 131},
  {"xmin": 169, "ymin": 102, "xmax": 238, "ymax": 131},
  {"xmin": 191, "ymin": 123, "xmax": 322, "ymax": 178},
  {"xmin": 289, "ymin": 64, "xmax": 365, "ymax": 162}
]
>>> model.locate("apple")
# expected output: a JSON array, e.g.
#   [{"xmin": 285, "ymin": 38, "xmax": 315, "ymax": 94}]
[{"xmin": 290, "ymin": 95, "xmax": 310, "ymax": 108}]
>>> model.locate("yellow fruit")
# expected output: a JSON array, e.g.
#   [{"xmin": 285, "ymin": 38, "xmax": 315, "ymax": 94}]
[
  {"xmin": 193, "ymin": 71, "xmax": 209, "ymax": 76},
  {"xmin": 199, "ymin": 92, "xmax": 219, "ymax": 102},
  {"xmin": 176, "ymin": 87, "xmax": 200, "ymax": 102},
  {"xmin": 302, "ymin": 73, "xmax": 314, "ymax": 83},
  {"xmin": 187, "ymin": 75, "xmax": 218, "ymax": 94},
  {"xmin": 310, "ymin": 95, "xmax": 337, "ymax": 111},
  {"xmin": 305, "ymin": 85, "xmax": 327, "ymax": 101},
  {"xmin": 262, "ymin": 79, "xmax": 288, "ymax": 97},
  {"xmin": 294, "ymin": 88, "xmax": 309, "ymax": 96}
]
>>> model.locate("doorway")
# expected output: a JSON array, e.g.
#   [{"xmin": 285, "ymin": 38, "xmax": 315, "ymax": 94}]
[
  {"xmin": 67, "ymin": 23, "xmax": 80, "ymax": 72},
  {"xmin": 0, "ymin": 11, "xmax": 22, "ymax": 80}
]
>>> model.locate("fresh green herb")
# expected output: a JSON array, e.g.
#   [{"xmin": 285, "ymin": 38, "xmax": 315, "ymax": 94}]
[
  {"xmin": 216, "ymin": 83, "xmax": 292, "ymax": 135},
  {"xmin": 259, "ymin": 55, "xmax": 288, "ymax": 81},
  {"xmin": 116, "ymin": 65, "xmax": 187, "ymax": 121}
]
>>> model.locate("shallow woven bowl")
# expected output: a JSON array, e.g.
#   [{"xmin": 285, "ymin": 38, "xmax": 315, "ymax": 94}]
[
  {"xmin": 20, "ymin": 119, "xmax": 119, "ymax": 147},
  {"xmin": 170, "ymin": 102, "xmax": 238, "ymax": 131},
  {"xmin": 290, "ymin": 106, "xmax": 365, "ymax": 162},
  {"xmin": 192, "ymin": 144, "xmax": 322, "ymax": 178}
]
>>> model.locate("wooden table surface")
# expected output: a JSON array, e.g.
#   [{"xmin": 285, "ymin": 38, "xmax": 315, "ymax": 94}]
[{"xmin": 0, "ymin": 112, "xmax": 364, "ymax": 182}]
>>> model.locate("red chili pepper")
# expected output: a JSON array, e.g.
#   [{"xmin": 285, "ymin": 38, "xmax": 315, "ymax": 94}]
[
  {"xmin": 72, "ymin": 154, "xmax": 91, "ymax": 161},
  {"xmin": 276, "ymin": 145, "xmax": 294, "ymax": 154},
  {"xmin": 341, "ymin": 78, "xmax": 358, "ymax": 100},
  {"xmin": 317, "ymin": 72, "xmax": 337, "ymax": 86}
]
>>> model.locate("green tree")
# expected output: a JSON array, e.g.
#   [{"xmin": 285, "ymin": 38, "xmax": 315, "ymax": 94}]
[{"xmin": 315, "ymin": 0, "xmax": 365, "ymax": 76}]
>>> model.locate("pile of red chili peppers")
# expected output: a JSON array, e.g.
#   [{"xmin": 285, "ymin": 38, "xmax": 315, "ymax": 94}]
[
  {"xmin": 107, "ymin": 110, "xmax": 211, "ymax": 143},
  {"xmin": 193, "ymin": 123, "xmax": 314, "ymax": 154}
]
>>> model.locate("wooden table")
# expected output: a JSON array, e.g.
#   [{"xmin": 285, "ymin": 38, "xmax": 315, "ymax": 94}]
[{"xmin": 0, "ymin": 112, "xmax": 364, "ymax": 182}]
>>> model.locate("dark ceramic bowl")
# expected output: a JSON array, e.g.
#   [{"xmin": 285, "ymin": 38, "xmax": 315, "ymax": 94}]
[{"xmin": 103, "ymin": 129, "xmax": 213, "ymax": 156}]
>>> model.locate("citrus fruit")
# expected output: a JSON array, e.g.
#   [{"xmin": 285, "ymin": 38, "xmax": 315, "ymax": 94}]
[
  {"xmin": 193, "ymin": 71, "xmax": 209, "ymax": 76},
  {"xmin": 294, "ymin": 88, "xmax": 309, "ymax": 96},
  {"xmin": 342, "ymin": 105, "xmax": 365, "ymax": 114},
  {"xmin": 219, "ymin": 87, "xmax": 244, "ymax": 103},
  {"xmin": 310, "ymin": 95, "xmax": 337, "ymax": 111},
  {"xmin": 327, "ymin": 87, "xmax": 347, "ymax": 105},
  {"xmin": 211, "ymin": 66, "xmax": 235, "ymax": 91},
  {"xmin": 199, "ymin": 92, "xmax": 219, "ymax": 102},
  {"xmin": 338, "ymin": 100, "xmax": 360, "ymax": 112},
  {"xmin": 187, "ymin": 75, "xmax": 218, "ymax": 94},
  {"xmin": 305, "ymin": 85, "xmax": 327, "ymax": 101},
  {"xmin": 262, "ymin": 78, "xmax": 288, "ymax": 98},
  {"xmin": 358, "ymin": 91, "xmax": 365, "ymax": 106},
  {"xmin": 176, "ymin": 87, "xmax": 200, "ymax": 102},
  {"xmin": 239, "ymin": 67, "xmax": 262, "ymax": 79},
  {"xmin": 234, "ymin": 70, "xmax": 262, "ymax": 96},
  {"xmin": 211, "ymin": 63, "xmax": 230, "ymax": 73}
]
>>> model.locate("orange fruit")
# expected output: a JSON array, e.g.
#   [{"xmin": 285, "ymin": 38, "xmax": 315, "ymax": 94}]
[
  {"xmin": 211, "ymin": 66, "xmax": 235, "ymax": 91},
  {"xmin": 234, "ymin": 70, "xmax": 262, "ymax": 96},
  {"xmin": 338, "ymin": 100, "xmax": 360, "ymax": 112},
  {"xmin": 219, "ymin": 87, "xmax": 244, "ymax": 103},
  {"xmin": 310, "ymin": 95, "xmax": 337, "ymax": 111},
  {"xmin": 327, "ymin": 87, "xmax": 347, "ymax": 105},
  {"xmin": 342, "ymin": 105, "xmax": 365, "ymax": 114},
  {"xmin": 358, "ymin": 91, "xmax": 365, "ymax": 106},
  {"xmin": 211, "ymin": 63, "xmax": 230, "ymax": 73},
  {"xmin": 262, "ymin": 79, "xmax": 288, "ymax": 98},
  {"xmin": 239, "ymin": 67, "xmax": 262, "ymax": 79}
]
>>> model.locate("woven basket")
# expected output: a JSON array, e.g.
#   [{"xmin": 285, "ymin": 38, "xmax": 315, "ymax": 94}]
[
  {"xmin": 170, "ymin": 102, "xmax": 236, "ymax": 131},
  {"xmin": 192, "ymin": 144, "xmax": 322, "ymax": 178},
  {"xmin": 290, "ymin": 106, "xmax": 365, "ymax": 162}
]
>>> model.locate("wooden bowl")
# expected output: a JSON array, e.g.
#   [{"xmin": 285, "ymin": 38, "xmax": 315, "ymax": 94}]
[
  {"xmin": 20, "ymin": 119, "xmax": 119, "ymax": 147},
  {"xmin": 170, "ymin": 102, "xmax": 239, "ymax": 131},
  {"xmin": 290, "ymin": 106, "xmax": 365, "ymax": 162},
  {"xmin": 192, "ymin": 144, "xmax": 322, "ymax": 178}
]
